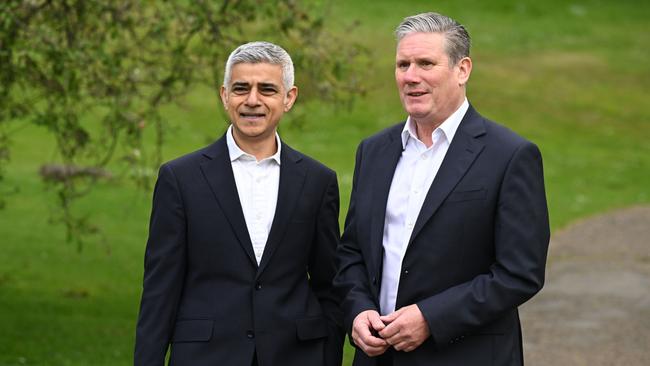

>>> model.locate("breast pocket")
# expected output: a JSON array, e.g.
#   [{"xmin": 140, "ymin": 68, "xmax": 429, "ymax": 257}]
[{"xmin": 445, "ymin": 188, "xmax": 486, "ymax": 203}]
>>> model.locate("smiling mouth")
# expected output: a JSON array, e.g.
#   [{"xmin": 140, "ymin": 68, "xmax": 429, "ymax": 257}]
[
  {"xmin": 240, "ymin": 112, "xmax": 265, "ymax": 118},
  {"xmin": 406, "ymin": 91, "xmax": 428, "ymax": 97}
]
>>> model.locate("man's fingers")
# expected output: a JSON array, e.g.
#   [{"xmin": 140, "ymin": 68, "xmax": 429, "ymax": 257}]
[
  {"xmin": 378, "ymin": 321, "xmax": 400, "ymax": 340},
  {"xmin": 392, "ymin": 341, "xmax": 404, "ymax": 352},
  {"xmin": 367, "ymin": 311, "xmax": 386, "ymax": 332},
  {"xmin": 379, "ymin": 308, "xmax": 400, "ymax": 325},
  {"xmin": 359, "ymin": 332, "xmax": 387, "ymax": 348},
  {"xmin": 363, "ymin": 345, "xmax": 388, "ymax": 357},
  {"xmin": 393, "ymin": 340, "xmax": 412, "ymax": 352},
  {"xmin": 353, "ymin": 329, "xmax": 388, "ymax": 357},
  {"xmin": 352, "ymin": 310, "xmax": 391, "ymax": 357}
]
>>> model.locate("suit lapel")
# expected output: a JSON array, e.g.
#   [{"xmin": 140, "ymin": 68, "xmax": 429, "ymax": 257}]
[
  {"xmin": 199, "ymin": 136, "xmax": 258, "ymax": 267},
  {"xmin": 408, "ymin": 106, "xmax": 486, "ymax": 247},
  {"xmin": 370, "ymin": 128, "xmax": 404, "ymax": 271},
  {"xmin": 256, "ymin": 143, "xmax": 306, "ymax": 277}
]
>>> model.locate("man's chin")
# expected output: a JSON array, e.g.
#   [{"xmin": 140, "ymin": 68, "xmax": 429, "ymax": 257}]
[
  {"xmin": 237, "ymin": 128, "xmax": 271, "ymax": 141},
  {"xmin": 236, "ymin": 118, "xmax": 266, "ymax": 126},
  {"xmin": 405, "ymin": 109, "xmax": 433, "ymax": 120}
]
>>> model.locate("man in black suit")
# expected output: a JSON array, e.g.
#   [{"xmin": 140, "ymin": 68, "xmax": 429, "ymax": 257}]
[
  {"xmin": 135, "ymin": 41, "xmax": 343, "ymax": 366},
  {"xmin": 334, "ymin": 12, "xmax": 550, "ymax": 366}
]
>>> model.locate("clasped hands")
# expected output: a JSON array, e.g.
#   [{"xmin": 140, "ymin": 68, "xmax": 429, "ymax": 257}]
[{"xmin": 351, "ymin": 305, "xmax": 430, "ymax": 357}]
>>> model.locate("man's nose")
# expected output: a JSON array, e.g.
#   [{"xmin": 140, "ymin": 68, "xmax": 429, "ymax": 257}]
[
  {"xmin": 245, "ymin": 89, "xmax": 261, "ymax": 106},
  {"xmin": 402, "ymin": 64, "xmax": 421, "ymax": 83}
]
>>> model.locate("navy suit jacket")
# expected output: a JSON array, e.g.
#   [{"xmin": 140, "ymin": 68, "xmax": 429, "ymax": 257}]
[
  {"xmin": 335, "ymin": 105, "xmax": 550, "ymax": 366},
  {"xmin": 135, "ymin": 134, "xmax": 343, "ymax": 366}
]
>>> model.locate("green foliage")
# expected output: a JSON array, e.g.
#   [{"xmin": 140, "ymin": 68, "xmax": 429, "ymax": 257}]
[{"xmin": 0, "ymin": 0, "xmax": 368, "ymax": 247}]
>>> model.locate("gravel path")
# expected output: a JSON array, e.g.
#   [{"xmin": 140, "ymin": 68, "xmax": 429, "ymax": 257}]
[{"xmin": 521, "ymin": 205, "xmax": 650, "ymax": 365}]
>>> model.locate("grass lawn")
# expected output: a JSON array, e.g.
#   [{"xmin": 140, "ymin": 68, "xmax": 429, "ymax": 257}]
[{"xmin": 1, "ymin": 0, "xmax": 649, "ymax": 365}]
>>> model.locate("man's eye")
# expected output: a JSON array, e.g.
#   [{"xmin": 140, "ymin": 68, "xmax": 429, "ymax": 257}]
[
  {"xmin": 419, "ymin": 61, "xmax": 434, "ymax": 68},
  {"xmin": 232, "ymin": 86, "xmax": 249, "ymax": 94},
  {"xmin": 397, "ymin": 62, "xmax": 409, "ymax": 70},
  {"xmin": 260, "ymin": 88, "xmax": 277, "ymax": 95}
]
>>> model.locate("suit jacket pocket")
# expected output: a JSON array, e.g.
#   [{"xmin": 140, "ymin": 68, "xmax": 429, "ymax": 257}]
[
  {"xmin": 171, "ymin": 319, "xmax": 214, "ymax": 342},
  {"xmin": 295, "ymin": 316, "xmax": 328, "ymax": 341},
  {"xmin": 446, "ymin": 188, "xmax": 486, "ymax": 202}
]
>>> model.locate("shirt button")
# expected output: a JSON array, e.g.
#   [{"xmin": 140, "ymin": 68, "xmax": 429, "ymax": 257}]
[
  {"xmin": 246, "ymin": 330, "xmax": 255, "ymax": 339},
  {"xmin": 421, "ymin": 154, "xmax": 428, "ymax": 160}
]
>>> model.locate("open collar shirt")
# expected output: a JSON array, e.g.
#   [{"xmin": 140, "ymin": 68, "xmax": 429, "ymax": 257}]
[
  {"xmin": 379, "ymin": 98, "xmax": 469, "ymax": 314},
  {"xmin": 226, "ymin": 125, "xmax": 281, "ymax": 265}
]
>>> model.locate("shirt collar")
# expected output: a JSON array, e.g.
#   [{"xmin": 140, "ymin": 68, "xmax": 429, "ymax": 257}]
[
  {"xmin": 226, "ymin": 125, "xmax": 282, "ymax": 165},
  {"xmin": 400, "ymin": 98, "xmax": 469, "ymax": 149}
]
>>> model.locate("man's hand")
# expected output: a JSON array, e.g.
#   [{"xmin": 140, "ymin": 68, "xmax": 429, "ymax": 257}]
[
  {"xmin": 351, "ymin": 310, "xmax": 389, "ymax": 357},
  {"xmin": 378, "ymin": 304, "xmax": 430, "ymax": 352}
]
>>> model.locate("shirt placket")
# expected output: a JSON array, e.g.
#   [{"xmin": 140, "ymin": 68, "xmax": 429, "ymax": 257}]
[
  {"xmin": 250, "ymin": 161, "xmax": 268, "ymax": 263},
  {"xmin": 404, "ymin": 142, "xmax": 430, "ymax": 247}
]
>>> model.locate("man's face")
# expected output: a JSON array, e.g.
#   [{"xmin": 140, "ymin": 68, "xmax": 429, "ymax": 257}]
[
  {"xmin": 220, "ymin": 62, "xmax": 297, "ymax": 144},
  {"xmin": 395, "ymin": 32, "xmax": 470, "ymax": 125}
]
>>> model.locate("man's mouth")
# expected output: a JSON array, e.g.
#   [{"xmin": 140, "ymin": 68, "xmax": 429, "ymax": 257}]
[
  {"xmin": 406, "ymin": 91, "xmax": 428, "ymax": 97},
  {"xmin": 240, "ymin": 112, "xmax": 265, "ymax": 118}
]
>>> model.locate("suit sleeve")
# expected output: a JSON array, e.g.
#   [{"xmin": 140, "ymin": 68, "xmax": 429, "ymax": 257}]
[
  {"xmin": 417, "ymin": 141, "xmax": 550, "ymax": 346},
  {"xmin": 333, "ymin": 142, "xmax": 380, "ymax": 338},
  {"xmin": 134, "ymin": 164, "xmax": 187, "ymax": 365},
  {"xmin": 308, "ymin": 170, "xmax": 344, "ymax": 366}
]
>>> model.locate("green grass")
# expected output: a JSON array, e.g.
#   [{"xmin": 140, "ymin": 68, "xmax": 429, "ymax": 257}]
[{"xmin": 1, "ymin": 0, "xmax": 649, "ymax": 365}]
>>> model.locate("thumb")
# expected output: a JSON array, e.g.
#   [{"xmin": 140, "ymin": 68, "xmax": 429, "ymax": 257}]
[
  {"xmin": 368, "ymin": 311, "xmax": 386, "ymax": 331},
  {"xmin": 379, "ymin": 310, "xmax": 399, "ymax": 325}
]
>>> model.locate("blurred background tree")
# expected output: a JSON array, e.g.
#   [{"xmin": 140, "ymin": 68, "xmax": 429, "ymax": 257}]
[{"xmin": 0, "ymin": 0, "xmax": 367, "ymax": 249}]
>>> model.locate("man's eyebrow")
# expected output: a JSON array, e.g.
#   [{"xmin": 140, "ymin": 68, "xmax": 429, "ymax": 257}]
[
  {"xmin": 231, "ymin": 81, "xmax": 250, "ymax": 87},
  {"xmin": 258, "ymin": 82, "xmax": 280, "ymax": 89}
]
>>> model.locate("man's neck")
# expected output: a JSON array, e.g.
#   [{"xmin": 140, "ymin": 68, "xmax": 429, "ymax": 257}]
[
  {"xmin": 233, "ymin": 132, "xmax": 278, "ymax": 161},
  {"xmin": 413, "ymin": 122, "xmax": 438, "ymax": 148},
  {"xmin": 412, "ymin": 97, "xmax": 466, "ymax": 148}
]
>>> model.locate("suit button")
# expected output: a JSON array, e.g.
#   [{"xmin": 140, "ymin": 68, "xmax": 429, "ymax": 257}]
[
  {"xmin": 403, "ymin": 269, "xmax": 409, "ymax": 275},
  {"xmin": 246, "ymin": 330, "xmax": 255, "ymax": 339},
  {"xmin": 372, "ymin": 277, "xmax": 377, "ymax": 285},
  {"xmin": 255, "ymin": 283, "xmax": 262, "ymax": 290}
]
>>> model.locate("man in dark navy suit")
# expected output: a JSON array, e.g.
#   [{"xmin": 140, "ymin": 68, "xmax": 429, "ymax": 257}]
[
  {"xmin": 135, "ymin": 41, "xmax": 343, "ymax": 366},
  {"xmin": 335, "ymin": 12, "xmax": 550, "ymax": 366}
]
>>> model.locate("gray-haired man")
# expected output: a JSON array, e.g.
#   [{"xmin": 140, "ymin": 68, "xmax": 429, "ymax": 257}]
[
  {"xmin": 334, "ymin": 12, "xmax": 550, "ymax": 366},
  {"xmin": 135, "ymin": 41, "xmax": 344, "ymax": 366}
]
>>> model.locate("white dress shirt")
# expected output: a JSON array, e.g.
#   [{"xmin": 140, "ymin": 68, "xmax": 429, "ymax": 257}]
[
  {"xmin": 379, "ymin": 99, "xmax": 469, "ymax": 314},
  {"xmin": 226, "ymin": 126, "xmax": 281, "ymax": 264}
]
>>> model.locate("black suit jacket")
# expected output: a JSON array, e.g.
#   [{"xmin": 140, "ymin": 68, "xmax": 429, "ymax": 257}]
[
  {"xmin": 135, "ymin": 134, "xmax": 343, "ymax": 366},
  {"xmin": 335, "ymin": 105, "xmax": 550, "ymax": 366}
]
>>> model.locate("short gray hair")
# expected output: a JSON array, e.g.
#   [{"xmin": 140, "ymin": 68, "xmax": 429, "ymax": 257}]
[
  {"xmin": 395, "ymin": 12, "xmax": 471, "ymax": 66},
  {"xmin": 223, "ymin": 41, "xmax": 294, "ymax": 92}
]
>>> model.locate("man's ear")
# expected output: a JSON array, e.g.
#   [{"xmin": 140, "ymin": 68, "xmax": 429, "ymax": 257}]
[
  {"xmin": 284, "ymin": 86, "xmax": 298, "ymax": 112},
  {"xmin": 219, "ymin": 85, "xmax": 228, "ymax": 109},
  {"xmin": 457, "ymin": 57, "xmax": 472, "ymax": 86}
]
